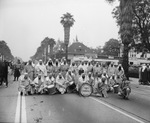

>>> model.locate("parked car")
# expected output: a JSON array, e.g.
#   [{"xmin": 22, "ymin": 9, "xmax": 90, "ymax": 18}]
[{"xmin": 128, "ymin": 65, "xmax": 140, "ymax": 78}]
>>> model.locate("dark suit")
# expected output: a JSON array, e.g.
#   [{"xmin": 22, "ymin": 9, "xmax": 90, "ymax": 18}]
[{"xmin": 0, "ymin": 61, "xmax": 8, "ymax": 86}]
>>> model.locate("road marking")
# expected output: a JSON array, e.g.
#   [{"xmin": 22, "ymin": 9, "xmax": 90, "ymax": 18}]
[
  {"xmin": 15, "ymin": 92, "xmax": 21, "ymax": 123},
  {"xmin": 90, "ymin": 97, "xmax": 145, "ymax": 123},
  {"xmin": 21, "ymin": 95, "xmax": 27, "ymax": 123},
  {"xmin": 14, "ymin": 92, "xmax": 27, "ymax": 123}
]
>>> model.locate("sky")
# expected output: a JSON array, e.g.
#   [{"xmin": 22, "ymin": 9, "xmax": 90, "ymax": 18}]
[{"xmin": 0, "ymin": 0, "xmax": 119, "ymax": 61}]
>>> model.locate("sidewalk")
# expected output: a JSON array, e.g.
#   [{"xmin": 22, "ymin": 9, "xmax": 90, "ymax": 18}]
[{"xmin": 129, "ymin": 77, "xmax": 150, "ymax": 89}]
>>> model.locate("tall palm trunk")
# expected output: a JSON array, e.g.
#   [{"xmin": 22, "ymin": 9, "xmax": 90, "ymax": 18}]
[
  {"xmin": 120, "ymin": 0, "xmax": 133, "ymax": 79},
  {"xmin": 64, "ymin": 26, "xmax": 70, "ymax": 60}
]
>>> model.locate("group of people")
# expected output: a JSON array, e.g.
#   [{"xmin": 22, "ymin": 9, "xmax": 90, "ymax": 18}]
[
  {"xmin": 18, "ymin": 58, "xmax": 127, "ymax": 97},
  {"xmin": 139, "ymin": 64, "xmax": 150, "ymax": 85}
]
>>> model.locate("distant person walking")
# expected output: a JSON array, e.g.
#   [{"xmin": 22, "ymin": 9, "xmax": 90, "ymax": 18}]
[
  {"xmin": 146, "ymin": 64, "xmax": 150, "ymax": 85},
  {"xmin": 14, "ymin": 60, "xmax": 21, "ymax": 81},
  {"xmin": 140, "ymin": 64, "xmax": 148, "ymax": 85},
  {"xmin": 3, "ymin": 60, "xmax": 8, "ymax": 87}
]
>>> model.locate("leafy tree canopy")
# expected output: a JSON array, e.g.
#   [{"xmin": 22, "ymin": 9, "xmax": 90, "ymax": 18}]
[
  {"xmin": 102, "ymin": 38, "xmax": 120, "ymax": 56},
  {"xmin": 53, "ymin": 39, "xmax": 66, "ymax": 53},
  {"xmin": 112, "ymin": 0, "xmax": 150, "ymax": 51},
  {"xmin": 0, "ymin": 40, "xmax": 14, "ymax": 61},
  {"xmin": 31, "ymin": 37, "xmax": 56, "ymax": 60},
  {"xmin": 60, "ymin": 12, "xmax": 75, "ymax": 27}
]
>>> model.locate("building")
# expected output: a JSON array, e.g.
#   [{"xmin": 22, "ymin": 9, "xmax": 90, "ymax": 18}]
[
  {"xmin": 68, "ymin": 41, "xmax": 97, "ymax": 60},
  {"xmin": 128, "ymin": 47, "xmax": 150, "ymax": 65}
]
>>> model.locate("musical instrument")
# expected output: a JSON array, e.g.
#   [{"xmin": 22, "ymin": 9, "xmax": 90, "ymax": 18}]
[
  {"xmin": 79, "ymin": 83, "xmax": 93, "ymax": 97},
  {"xmin": 47, "ymin": 85, "xmax": 57, "ymax": 95},
  {"xmin": 113, "ymin": 84, "xmax": 119, "ymax": 93}
]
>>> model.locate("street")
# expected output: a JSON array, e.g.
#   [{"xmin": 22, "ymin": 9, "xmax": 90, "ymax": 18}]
[{"xmin": 0, "ymin": 76, "xmax": 150, "ymax": 123}]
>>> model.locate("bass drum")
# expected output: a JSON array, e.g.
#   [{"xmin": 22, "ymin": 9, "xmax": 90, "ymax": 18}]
[
  {"xmin": 47, "ymin": 85, "xmax": 57, "ymax": 95},
  {"xmin": 79, "ymin": 83, "xmax": 93, "ymax": 97}
]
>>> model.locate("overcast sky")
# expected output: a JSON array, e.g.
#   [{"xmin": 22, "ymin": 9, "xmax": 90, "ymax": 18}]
[{"xmin": 0, "ymin": 0, "xmax": 119, "ymax": 61}]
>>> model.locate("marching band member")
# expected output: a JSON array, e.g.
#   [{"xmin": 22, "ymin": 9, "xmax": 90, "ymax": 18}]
[
  {"xmin": 78, "ymin": 62, "xmax": 84, "ymax": 71},
  {"xmin": 65, "ymin": 70, "xmax": 74, "ymax": 84},
  {"xmin": 102, "ymin": 64, "xmax": 108, "ymax": 74},
  {"xmin": 83, "ymin": 62, "xmax": 88, "ymax": 74},
  {"xmin": 69, "ymin": 62, "xmax": 77, "ymax": 73},
  {"xmin": 87, "ymin": 72, "xmax": 94, "ymax": 86},
  {"xmin": 46, "ymin": 59, "xmax": 54, "ymax": 76},
  {"xmin": 53, "ymin": 59, "xmax": 60, "ymax": 78},
  {"xmin": 93, "ymin": 73, "xmax": 102, "ymax": 94},
  {"xmin": 101, "ymin": 71, "xmax": 109, "ymax": 84},
  {"xmin": 18, "ymin": 73, "xmax": 32, "ymax": 96},
  {"xmin": 65, "ymin": 70, "xmax": 76, "ymax": 93},
  {"xmin": 115, "ymin": 64, "xmax": 124, "ymax": 79},
  {"xmin": 45, "ymin": 73, "xmax": 56, "ymax": 94},
  {"xmin": 93, "ymin": 63, "xmax": 102, "ymax": 77},
  {"xmin": 61, "ymin": 60, "xmax": 69, "ymax": 77},
  {"xmin": 98, "ymin": 76, "xmax": 108, "ymax": 98},
  {"xmin": 45, "ymin": 73, "xmax": 55, "ymax": 87},
  {"xmin": 108, "ymin": 74, "xmax": 116, "ymax": 92},
  {"xmin": 107, "ymin": 63, "xmax": 116, "ymax": 77},
  {"xmin": 77, "ymin": 73, "xmax": 88, "ymax": 91},
  {"xmin": 55, "ymin": 73, "xmax": 66, "ymax": 94},
  {"xmin": 35, "ymin": 59, "xmax": 47, "ymax": 78},
  {"xmin": 24, "ymin": 60, "xmax": 35, "ymax": 80},
  {"xmin": 87, "ymin": 62, "xmax": 93, "ymax": 73},
  {"xmin": 78, "ymin": 67, "xmax": 84, "ymax": 76},
  {"xmin": 115, "ymin": 64, "xmax": 125, "ymax": 95},
  {"xmin": 33, "ymin": 74, "xmax": 45, "ymax": 94}
]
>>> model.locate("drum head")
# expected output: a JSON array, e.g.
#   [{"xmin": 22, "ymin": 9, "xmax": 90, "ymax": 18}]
[
  {"xmin": 79, "ymin": 83, "xmax": 92, "ymax": 97},
  {"xmin": 48, "ymin": 85, "xmax": 54, "ymax": 88},
  {"xmin": 114, "ymin": 85, "xmax": 119, "ymax": 87}
]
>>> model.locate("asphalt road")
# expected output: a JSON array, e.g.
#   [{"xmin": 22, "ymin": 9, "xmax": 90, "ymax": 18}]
[{"xmin": 0, "ymin": 76, "xmax": 150, "ymax": 123}]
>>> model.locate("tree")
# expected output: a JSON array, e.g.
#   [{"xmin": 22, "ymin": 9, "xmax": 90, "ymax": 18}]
[
  {"xmin": 133, "ymin": 0, "xmax": 150, "ymax": 51},
  {"xmin": 106, "ymin": 0, "xmax": 134, "ymax": 79},
  {"xmin": 95, "ymin": 46, "xmax": 103, "ymax": 55},
  {"xmin": 102, "ymin": 39, "xmax": 120, "ymax": 56},
  {"xmin": 0, "ymin": 40, "xmax": 14, "ymax": 61},
  {"xmin": 60, "ymin": 12, "xmax": 75, "ymax": 60},
  {"xmin": 53, "ymin": 39, "xmax": 66, "ymax": 53},
  {"xmin": 112, "ymin": 0, "xmax": 150, "ymax": 51},
  {"xmin": 31, "ymin": 37, "xmax": 56, "ymax": 61}
]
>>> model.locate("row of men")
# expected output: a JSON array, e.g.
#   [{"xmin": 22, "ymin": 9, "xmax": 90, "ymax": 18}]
[
  {"xmin": 19, "ymin": 70, "xmax": 123, "ymax": 97},
  {"xmin": 18, "ymin": 59, "xmax": 125, "ymax": 97},
  {"xmin": 21, "ymin": 59, "xmax": 124, "ymax": 81}
]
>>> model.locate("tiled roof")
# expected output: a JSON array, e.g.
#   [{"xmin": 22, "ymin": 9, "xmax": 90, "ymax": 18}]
[{"xmin": 68, "ymin": 42, "xmax": 96, "ymax": 55}]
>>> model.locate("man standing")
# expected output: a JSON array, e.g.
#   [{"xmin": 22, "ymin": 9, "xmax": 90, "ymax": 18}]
[
  {"xmin": 24, "ymin": 60, "xmax": 35, "ymax": 80},
  {"xmin": 3, "ymin": 60, "xmax": 9, "ymax": 87},
  {"xmin": 140, "ymin": 64, "xmax": 148, "ymax": 85},
  {"xmin": 0, "ymin": 56, "xmax": 4, "ymax": 86},
  {"xmin": 35, "ymin": 59, "xmax": 47, "ymax": 78},
  {"xmin": 108, "ymin": 63, "xmax": 116, "ymax": 77},
  {"xmin": 14, "ymin": 60, "xmax": 21, "ymax": 81}
]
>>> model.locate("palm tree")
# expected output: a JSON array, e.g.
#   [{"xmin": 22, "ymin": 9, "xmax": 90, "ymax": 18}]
[
  {"xmin": 60, "ymin": 12, "xmax": 75, "ymax": 61},
  {"xmin": 106, "ymin": 0, "xmax": 134, "ymax": 79}
]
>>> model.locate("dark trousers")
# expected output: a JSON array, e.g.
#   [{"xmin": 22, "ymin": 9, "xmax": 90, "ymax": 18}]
[
  {"xmin": 14, "ymin": 76, "xmax": 19, "ymax": 81},
  {"xmin": 0, "ymin": 76, "xmax": 3, "ymax": 85},
  {"xmin": 0, "ymin": 76, "xmax": 8, "ymax": 86}
]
